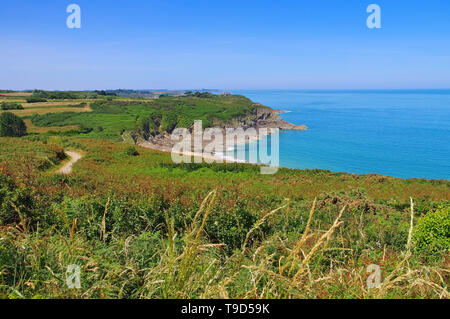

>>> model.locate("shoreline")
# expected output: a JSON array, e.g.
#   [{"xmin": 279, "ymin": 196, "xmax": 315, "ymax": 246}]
[
  {"xmin": 137, "ymin": 141, "xmax": 450, "ymax": 181},
  {"xmin": 138, "ymin": 141, "xmax": 245, "ymax": 164},
  {"xmin": 137, "ymin": 108, "xmax": 305, "ymax": 164},
  {"xmin": 138, "ymin": 130, "xmax": 271, "ymax": 164}
]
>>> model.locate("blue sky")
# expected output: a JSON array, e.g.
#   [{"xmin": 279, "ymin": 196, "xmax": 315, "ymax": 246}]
[{"xmin": 1, "ymin": 0, "xmax": 450, "ymax": 90}]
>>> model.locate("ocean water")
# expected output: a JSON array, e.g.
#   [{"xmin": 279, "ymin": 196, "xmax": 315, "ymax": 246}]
[{"xmin": 231, "ymin": 90, "xmax": 450, "ymax": 180}]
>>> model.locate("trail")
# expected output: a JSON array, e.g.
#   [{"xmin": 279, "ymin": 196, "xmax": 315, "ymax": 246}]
[{"xmin": 57, "ymin": 151, "xmax": 82, "ymax": 175}]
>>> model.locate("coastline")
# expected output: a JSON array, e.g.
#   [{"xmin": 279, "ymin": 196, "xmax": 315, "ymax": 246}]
[
  {"xmin": 137, "ymin": 107, "xmax": 304, "ymax": 164},
  {"xmin": 138, "ymin": 140, "xmax": 245, "ymax": 163},
  {"xmin": 138, "ymin": 130, "xmax": 266, "ymax": 164}
]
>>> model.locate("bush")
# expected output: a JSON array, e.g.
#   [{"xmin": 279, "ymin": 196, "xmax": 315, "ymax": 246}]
[
  {"xmin": 26, "ymin": 97, "xmax": 47, "ymax": 103},
  {"xmin": 46, "ymin": 144, "xmax": 67, "ymax": 163},
  {"xmin": 0, "ymin": 176, "xmax": 55, "ymax": 228},
  {"xmin": 68, "ymin": 102, "xmax": 87, "ymax": 108},
  {"xmin": 1, "ymin": 102, "xmax": 24, "ymax": 110},
  {"xmin": 78, "ymin": 124, "xmax": 93, "ymax": 134},
  {"xmin": 206, "ymin": 200, "xmax": 258, "ymax": 253},
  {"xmin": 0, "ymin": 112, "xmax": 27, "ymax": 137},
  {"xmin": 161, "ymin": 113, "xmax": 178, "ymax": 133},
  {"xmin": 125, "ymin": 146, "xmax": 139, "ymax": 156},
  {"xmin": 414, "ymin": 206, "xmax": 450, "ymax": 254}
]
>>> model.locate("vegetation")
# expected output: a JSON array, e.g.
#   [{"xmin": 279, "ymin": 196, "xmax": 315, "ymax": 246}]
[
  {"xmin": 0, "ymin": 112, "xmax": 27, "ymax": 137},
  {"xmin": 30, "ymin": 95, "xmax": 259, "ymax": 141},
  {"xmin": 0, "ymin": 91, "xmax": 448, "ymax": 299},
  {"xmin": 26, "ymin": 97, "xmax": 47, "ymax": 103},
  {"xmin": 30, "ymin": 90, "xmax": 116, "ymax": 100},
  {"xmin": 125, "ymin": 146, "xmax": 139, "ymax": 156},
  {"xmin": 414, "ymin": 206, "xmax": 450, "ymax": 255},
  {"xmin": 1, "ymin": 102, "xmax": 24, "ymax": 110},
  {"xmin": 184, "ymin": 91, "xmax": 215, "ymax": 98},
  {"xmin": 0, "ymin": 136, "xmax": 448, "ymax": 299}
]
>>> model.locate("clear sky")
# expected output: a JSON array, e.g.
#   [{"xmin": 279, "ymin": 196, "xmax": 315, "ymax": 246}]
[{"xmin": 1, "ymin": 0, "xmax": 450, "ymax": 90}]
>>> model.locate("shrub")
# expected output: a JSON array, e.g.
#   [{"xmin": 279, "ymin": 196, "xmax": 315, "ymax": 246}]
[
  {"xmin": 0, "ymin": 112, "xmax": 27, "ymax": 137},
  {"xmin": 1, "ymin": 102, "xmax": 24, "ymax": 110},
  {"xmin": 26, "ymin": 97, "xmax": 47, "ymax": 103},
  {"xmin": 46, "ymin": 144, "xmax": 67, "ymax": 163},
  {"xmin": 125, "ymin": 146, "xmax": 139, "ymax": 156},
  {"xmin": 414, "ymin": 206, "xmax": 450, "ymax": 254},
  {"xmin": 69, "ymin": 102, "xmax": 87, "ymax": 108},
  {"xmin": 78, "ymin": 124, "xmax": 93, "ymax": 134},
  {"xmin": 206, "ymin": 200, "xmax": 258, "ymax": 253},
  {"xmin": 0, "ymin": 177, "xmax": 55, "ymax": 228},
  {"xmin": 161, "ymin": 113, "xmax": 178, "ymax": 133}
]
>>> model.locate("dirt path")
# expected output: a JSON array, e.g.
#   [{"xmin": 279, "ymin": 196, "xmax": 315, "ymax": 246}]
[{"xmin": 57, "ymin": 151, "xmax": 82, "ymax": 175}]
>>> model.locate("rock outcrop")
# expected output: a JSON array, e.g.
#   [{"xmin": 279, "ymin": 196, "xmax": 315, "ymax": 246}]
[{"xmin": 137, "ymin": 104, "xmax": 307, "ymax": 152}]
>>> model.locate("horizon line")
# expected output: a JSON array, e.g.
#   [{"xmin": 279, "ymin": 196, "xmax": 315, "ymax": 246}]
[{"xmin": 3, "ymin": 88, "xmax": 450, "ymax": 92}]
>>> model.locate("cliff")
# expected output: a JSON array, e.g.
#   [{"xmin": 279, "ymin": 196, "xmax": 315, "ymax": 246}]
[{"xmin": 137, "ymin": 103, "xmax": 307, "ymax": 152}]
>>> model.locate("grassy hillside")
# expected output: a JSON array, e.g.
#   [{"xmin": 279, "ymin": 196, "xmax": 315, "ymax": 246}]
[
  {"xmin": 0, "ymin": 91, "xmax": 448, "ymax": 299},
  {"xmin": 28, "ymin": 95, "xmax": 260, "ymax": 141}
]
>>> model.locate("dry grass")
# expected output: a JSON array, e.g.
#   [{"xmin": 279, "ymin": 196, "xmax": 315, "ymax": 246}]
[
  {"xmin": 0, "ymin": 92, "xmax": 32, "ymax": 97},
  {"xmin": 0, "ymin": 103, "xmax": 92, "ymax": 117},
  {"xmin": 23, "ymin": 119, "xmax": 79, "ymax": 133},
  {"xmin": 227, "ymin": 199, "xmax": 448, "ymax": 299}
]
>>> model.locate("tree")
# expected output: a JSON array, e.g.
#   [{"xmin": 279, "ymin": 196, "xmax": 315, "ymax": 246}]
[{"xmin": 0, "ymin": 112, "xmax": 27, "ymax": 137}]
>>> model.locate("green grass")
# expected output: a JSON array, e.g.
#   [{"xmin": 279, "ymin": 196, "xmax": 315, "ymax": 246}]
[
  {"xmin": 29, "ymin": 95, "xmax": 260, "ymax": 141},
  {"xmin": 0, "ymin": 137, "xmax": 56, "ymax": 161},
  {"xmin": 0, "ymin": 137, "xmax": 66, "ymax": 172}
]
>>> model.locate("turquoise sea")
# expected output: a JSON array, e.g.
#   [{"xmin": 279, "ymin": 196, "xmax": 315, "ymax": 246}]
[{"xmin": 231, "ymin": 90, "xmax": 450, "ymax": 180}]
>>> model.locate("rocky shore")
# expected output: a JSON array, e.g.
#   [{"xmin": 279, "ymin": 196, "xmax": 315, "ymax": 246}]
[
  {"xmin": 251, "ymin": 107, "xmax": 308, "ymax": 131},
  {"xmin": 137, "ymin": 105, "xmax": 307, "ymax": 155}
]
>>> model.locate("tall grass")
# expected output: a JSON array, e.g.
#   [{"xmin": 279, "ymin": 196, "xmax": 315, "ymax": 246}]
[{"xmin": 1, "ymin": 190, "xmax": 447, "ymax": 299}]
